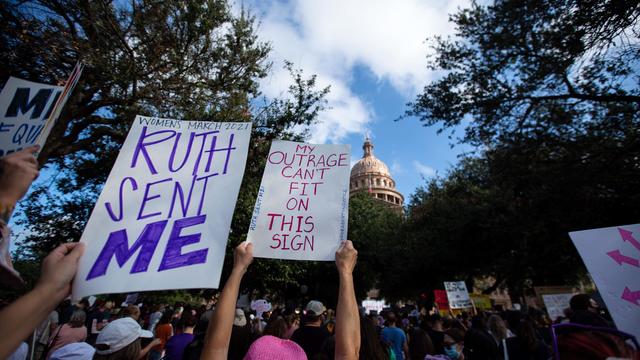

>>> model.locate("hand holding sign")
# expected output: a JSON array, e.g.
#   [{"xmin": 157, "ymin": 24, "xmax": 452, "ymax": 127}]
[
  {"xmin": 36, "ymin": 242, "xmax": 85, "ymax": 302},
  {"xmin": 233, "ymin": 241, "xmax": 253, "ymax": 274},
  {"xmin": 335, "ymin": 240, "xmax": 358, "ymax": 275}
]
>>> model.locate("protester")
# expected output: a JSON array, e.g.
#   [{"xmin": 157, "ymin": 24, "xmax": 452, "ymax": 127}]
[
  {"xmin": 291, "ymin": 300, "xmax": 331, "ymax": 359},
  {"xmin": 93, "ymin": 317, "xmax": 160, "ymax": 360},
  {"xmin": 164, "ymin": 313, "xmax": 197, "ymax": 360},
  {"xmin": 228, "ymin": 309, "xmax": 254, "ymax": 360},
  {"xmin": 463, "ymin": 315, "xmax": 500, "ymax": 360},
  {"xmin": 407, "ymin": 316, "xmax": 434, "ymax": 360},
  {"xmin": 148, "ymin": 305, "xmax": 165, "ymax": 332},
  {"xmin": 49, "ymin": 342, "xmax": 95, "ymax": 360},
  {"xmin": 0, "ymin": 146, "xmax": 39, "ymax": 286},
  {"xmin": 121, "ymin": 305, "xmax": 141, "ymax": 322},
  {"xmin": 568, "ymin": 293, "xmax": 609, "ymax": 327},
  {"xmin": 200, "ymin": 240, "xmax": 360, "ymax": 360},
  {"xmin": 424, "ymin": 314, "xmax": 446, "ymax": 355},
  {"xmin": 359, "ymin": 316, "xmax": 392, "ymax": 360},
  {"xmin": 501, "ymin": 316, "xmax": 550, "ymax": 360},
  {"xmin": 46, "ymin": 310, "xmax": 88, "ymax": 359},
  {"xmin": 0, "ymin": 242, "xmax": 84, "ymax": 359},
  {"xmin": 150, "ymin": 312, "xmax": 173, "ymax": 360},
  {"xmin": 382, "ymin": 312, "xmax": 409, "ymax": 360}
]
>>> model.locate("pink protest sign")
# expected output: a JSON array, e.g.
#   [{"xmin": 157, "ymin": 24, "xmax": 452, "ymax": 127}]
[
  {"xmin": 247, "ymin": 140, "xmax": 350, "ymax": 261},
  {"xmin": 569, "ymin": 224, "xmax": 640, "ymax": 340},
  {"xmin": 73, "ymin": 116, "xmax": 251, "ymax": 299}
]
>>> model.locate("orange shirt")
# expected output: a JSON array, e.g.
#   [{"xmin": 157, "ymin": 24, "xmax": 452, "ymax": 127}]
[{"xmin": 153, "ymin": 324, "xmax": 173, "ymax": 350}]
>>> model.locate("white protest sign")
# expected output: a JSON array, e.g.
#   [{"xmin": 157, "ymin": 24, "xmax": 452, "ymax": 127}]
[
  {"xmin": 247, "ymin": 140, "xmax": 350, "ymax": 261},
  {"xmin": 569, "ymin": 224, "xmax": 640, "ymax": 340},
  {"xmin": 0, "ymin": 64, "xmax": 83, "ymax": 156},
  {"xmin": 541, "ymin": 293, "xmax": 574, "ymax": 321},
  {"xmin": 444, "ymin": 281, "xmax": 472, "ymax": 309},
  {"xmin": 0, "ymin": 77, "xmax": 62, "ymax": 156},
  {"xmin": 73, "ymin": 116, "xmax": 251, "ymax": 299}
]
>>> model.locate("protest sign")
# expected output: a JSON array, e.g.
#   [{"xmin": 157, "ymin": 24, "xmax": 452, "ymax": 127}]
[
  {"xmin": 362, "ymin": 299, "xmax": 388, "ymax": 315},
  {"xmin": 444, "ymin": 281, "xmax": 472, "ymax": 309},
  {"xmin": 72, "ymin": 116, "xmax": 251, "ymax": 299},
  {"xmin": 569, "ymin": 224, "xmax": 640, "ymax": 340},
  {"xmin": 470, "ymin": 293, "xmax": 492, "ymax": 311},
  {"xmin": 434, "ymin": 290, "xmax": 449, "ymax": 310},
  {"xmin": 0, "ymin": 77, "xmax": 62, "ymax": 156},
  {"xmin": 0, "ymin": 63, "xmax": 83, "ymax": 156},
  {"xmin": 541, "ymin": 293, "xmax": 574, "ymax": 321},
  {"xmin": 247, "ymin": 140, "xmax": 350, "ymax": 261}
]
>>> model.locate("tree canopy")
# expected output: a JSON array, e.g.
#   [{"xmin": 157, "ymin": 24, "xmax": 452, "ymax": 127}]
[
  {"xmin": 395, "ymin": 0, "xmax": 640, "ymax": 300},
  {"xmin": 407, "ymin": 0, "xmax": 640, "ymax": 146},
  {"xmin": 1, "ymin": 0, "xmax": 333, "ymax": 299}
]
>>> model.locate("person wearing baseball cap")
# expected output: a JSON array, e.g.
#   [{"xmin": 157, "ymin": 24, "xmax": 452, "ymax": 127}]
[
  {"xmin": 290, "ymin": 300, "xmax": 330, "ymax": 359},
  {"xmin": 93, "ymin": 317, "xmax": 160, "ymax": 359}
]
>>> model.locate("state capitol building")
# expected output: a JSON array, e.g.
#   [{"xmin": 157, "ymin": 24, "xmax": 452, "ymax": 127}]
[{"xmin": 349, "ymin": 138, "xmax": 404, "ymax": 210}]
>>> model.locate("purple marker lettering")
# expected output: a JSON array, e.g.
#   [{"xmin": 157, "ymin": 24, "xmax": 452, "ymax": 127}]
[
  {"xmin": 137, "ymin": 177, "xmax": 172, "ymax": 220},
  {"xmin": 158, "ymin": 215, "xmax": 208, "ymax": 271},
  {"xmin": 195, "ymin": 173, "xmax": 218, "ymax": 215},
  {"xmin": 86, "ymin": 220, "xmax": 168, "ymax": 280},
  {"xmin": 204, "ymin": 133, "xmax": 236, "ymax": 174},
  {"xmin": 168, "ymin": 175, "xmax": 197, "ymax": 219},
  {"xmin": 169, "ymin": 132, "xmax": 196, "ymax": 172},
  {"xmin": 105, "ymin": 177, "xmax": 138, "ymax": 221},
  {"xmin": 131, "ymin": 126, "xmax": 177, "ymax": 174},
  {"xmin": 191, "ymin": 130, "xmax": 219, "ymax": 175}
]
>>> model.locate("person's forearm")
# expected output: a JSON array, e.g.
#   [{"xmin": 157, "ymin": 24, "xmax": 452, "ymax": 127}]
[
  {"xmin": 139, "ymin": 342, "xmax": 155, "ymax": 359},
  {"xmin": 0, "ymin": 284, "xmax": 61, "ymax": 359},
  {"xmin": 202, "ymin": 267, "xmax": 245, "ymax": 360},
  {"xmin": 335, "ymin": 272, "xmax": 360, "ymax": 360}
]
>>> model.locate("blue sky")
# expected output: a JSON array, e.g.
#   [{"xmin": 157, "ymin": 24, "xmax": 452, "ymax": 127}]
[{"xmin": 247, "ymin": 0, "xmax": 475, "ymax": 200}]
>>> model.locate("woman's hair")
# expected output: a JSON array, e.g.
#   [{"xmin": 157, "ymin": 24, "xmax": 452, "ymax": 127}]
[
  {"xmin": 159, "ymin": 311, "xmax": 172, "ymax": 325},
  {"xmin": 93, "ymin": 339, "xmax": 141, "ymax": 360},
  {"xmin": 121, "ymin": 305, "xmax": 140, "ymax": 320},
  {"xmin": 487, "ymin": 314, "xmax": 507, "ymax": 341},
  {"xmin": 69, "ymin": 309, "xmax": 86, "ymax": 328},
  {"xmin": 513, "ymin": 317, "xmax": 539, "ymax": 354},
  {"xmin": 263, "ymin": 317, "xmax": 288, "ymax": 339},
  {"xmin": 359, "ymin": 316, "xmax": 388, "ymax": 360}
]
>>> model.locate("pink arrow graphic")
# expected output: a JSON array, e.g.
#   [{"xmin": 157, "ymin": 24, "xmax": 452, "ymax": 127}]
[
  {"xmin": 607, "ymin": 250, "xmax": 640, "ymax": 268},
  {"xmin": 621, "ymin": 287, "xmax": 640, "ymax": 306},
  {"xmin": 619, "ymin": 228, "xmax": 640, "ymax": 252}
]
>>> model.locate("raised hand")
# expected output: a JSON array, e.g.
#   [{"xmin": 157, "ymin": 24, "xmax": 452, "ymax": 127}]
[
  {"xmin": 0, "ymin": 146, "xmax": 40, "ymax": 207},
  {"xmin": 335, "ymin": 240, "xmax": 358, "ymax": 275}
]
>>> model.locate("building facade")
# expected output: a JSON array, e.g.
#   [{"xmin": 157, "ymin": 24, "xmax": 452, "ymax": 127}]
[{"xmin": 350, "ymin": 138, "xmax": 404, "ymax": 210}]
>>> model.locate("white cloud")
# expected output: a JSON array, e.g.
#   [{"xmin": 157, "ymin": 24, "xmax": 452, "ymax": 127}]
[
  {"xmin": 413, "ymin": 160, "xmax": 436, "ymax": 177},
  {"xmin": 391, "ymin": 160, "xmax": 403, "ymax": 175},
  {"xmin": 249, "ymin": 0, "xmax": 468, "ymax": 143}
]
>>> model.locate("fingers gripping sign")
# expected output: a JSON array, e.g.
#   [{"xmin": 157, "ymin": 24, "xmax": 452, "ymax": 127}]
[
  {"xmin": 335, "ymin": 240, "xmax": 357, "ymax": 275},
  {"xmin": 37, "ymin": 242, "xmax": 85, "ymax": 301}
]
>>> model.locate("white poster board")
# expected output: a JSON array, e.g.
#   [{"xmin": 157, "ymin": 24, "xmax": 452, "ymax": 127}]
[
  {"xmin": 247, "ymin": 141, "xmax": 350, "ymax": 261},
  {"xmin": 73, "ymin": 116, "xmax": 251, "ymax": 299},
  {"xmin": 0, "ymin": 77, "xmax": 63, "ymax": 156},
  {"xmin": 541, "ymin": 293, "xmax": 574, "ymax": 321},
  {"xmin": 444, "ymin": 281, "xmax": 472, "ymax": 309},
  {"xmin": 570, "ymin": 224, "xmax": 640, "ymax": 340}
]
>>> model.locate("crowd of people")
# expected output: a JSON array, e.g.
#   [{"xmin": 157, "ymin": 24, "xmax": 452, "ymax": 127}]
[{"xmin": 0, "ymin": 145, "xmax": 638, "ymax": 360}]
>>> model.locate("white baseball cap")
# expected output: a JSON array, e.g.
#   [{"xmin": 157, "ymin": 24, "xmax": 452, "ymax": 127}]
[
  {"xmin": 49, "ymin": 342, "xmax": 95, "ymax": 360},
  {"xmin": 95, "ymin": 317, "xmax": 153, "ymax": 355},
  {"xmin": 305, "ymin": 300, "xmax": 326, "ymax": 316}
]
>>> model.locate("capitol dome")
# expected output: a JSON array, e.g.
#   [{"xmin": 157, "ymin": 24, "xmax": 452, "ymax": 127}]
[{"xmin": 350, "ymin": 138, "xmax": 404, "ymax": 209}]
